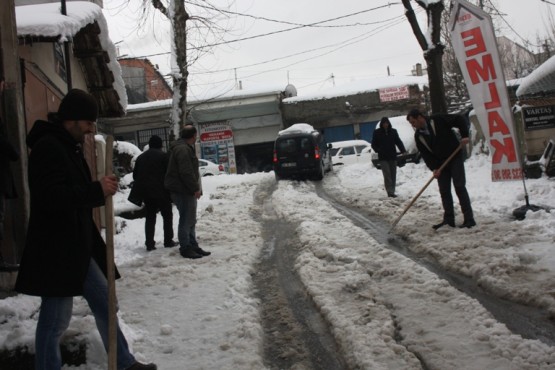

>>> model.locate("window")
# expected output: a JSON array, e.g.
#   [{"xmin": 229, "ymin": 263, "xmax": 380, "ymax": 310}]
[
  {"xmin": 355, "ymin": 145, "xmax": 369, "ymax": 153},
  {"xmin": 341, "ymin": 147, "xmax": 355, "ymax": 156}
]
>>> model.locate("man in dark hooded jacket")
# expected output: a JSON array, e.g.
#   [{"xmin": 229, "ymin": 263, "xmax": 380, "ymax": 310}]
[
  {"xmin": 133, "ymin": 135, "xmax": 175, "ymax": 251},
  {"xmin": 15, "ymin": 89, "xmax": 156, "ymax": 370},
  {"xmin": 371, "ymin": 116, "xmax": 406, "ymax": 197}
]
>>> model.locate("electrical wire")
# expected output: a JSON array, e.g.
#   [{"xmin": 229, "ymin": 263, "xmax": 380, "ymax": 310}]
[{"xmin": 190, "ymin": 2, "xmax": 402, "ymax": 28}]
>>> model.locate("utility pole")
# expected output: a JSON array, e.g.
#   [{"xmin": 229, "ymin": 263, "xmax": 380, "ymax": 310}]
[{"xmin": 330, "ymin": 73, "xmax": 335, "ymax": 86}]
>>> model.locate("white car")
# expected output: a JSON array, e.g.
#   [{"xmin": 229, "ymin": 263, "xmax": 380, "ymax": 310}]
[
  {"xmin": 199, "ymin": 159, "xmax": 225, "ymax": 176},
  {"xmin": 329, "ymin": 140, "xmax": 372, "ymax": 166}
]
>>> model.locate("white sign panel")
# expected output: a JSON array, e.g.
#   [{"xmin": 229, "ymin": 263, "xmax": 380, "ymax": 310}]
[
  {"xmin": 199, "ymin": 122, "xmax": 237, "ymax": 174},
  {"xmin": 449, "ymin": 0, "xmax": 522, "ymax": 182},
  {"xmin": 379, "ymin": 85, "xmax": 409, "ymax": 102}
]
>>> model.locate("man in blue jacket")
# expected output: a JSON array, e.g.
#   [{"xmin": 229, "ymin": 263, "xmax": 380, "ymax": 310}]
[{"xmin": 406, "ymin": 109, "xmax": 476, "ymax": 230}]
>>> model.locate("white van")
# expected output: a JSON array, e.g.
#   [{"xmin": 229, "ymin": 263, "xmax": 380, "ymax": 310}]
[{"xmin": 329, "ymin": 140, "xmax": 372, "ymax": 166}]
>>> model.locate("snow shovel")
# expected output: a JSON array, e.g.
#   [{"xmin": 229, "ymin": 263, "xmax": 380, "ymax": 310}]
[
  {"xmin": 388, "ymin": 144, "xmax": 463, "ymax": 233},
  {"xmin": 512, "ymin": 172, "xmax": 545, "ymax": 220},
  {"xmin": 104, "ymin": 135, "xmax": 117, "ymax": 370}
]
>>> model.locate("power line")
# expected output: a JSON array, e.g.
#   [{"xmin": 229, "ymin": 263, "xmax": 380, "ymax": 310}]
[
  {"xmin": 487, "ymin": 0, "xmax": 545, "ymax": 48},
  {"xmin": 190, "ymin": 2, "xmax": 402, "ymax": 28},
  {"xmin": 150, "ymin": 7, "xmax": 421, "ymax": 90},
  {"xmin": 136, "ymin": 3, "xmax": 403, "ymax": 56}
]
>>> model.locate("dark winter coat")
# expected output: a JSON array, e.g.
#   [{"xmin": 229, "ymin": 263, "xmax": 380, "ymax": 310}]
[
  {"xmin": 371, "ymin": 123, "xmax": 406, "ymax": 161},
  {"xmin": 133, "ymin": 148, "xmax": 170, "ymax": 201},
  {"xmin": 164, "ymin": 139, "xmax": 200, "ymax": 196},
  {"xmin": 0, "ymin": 118, "xmax": 19, "ymax": 198},
  {"xmin": 15, "ymin": 120, "xmax": 118, "ymax": 297},
  {"xmin": 414, "ymin": 113, "xmax": 469, "ymax": 171}
]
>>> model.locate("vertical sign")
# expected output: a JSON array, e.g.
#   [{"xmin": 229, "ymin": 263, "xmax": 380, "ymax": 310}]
[
  {"xmin": 198, "ymin": 122, "xmax": 237, "ymax": 174},
  {"xmin": 449, "ymin": 0, "xmax": 522, "ymax": 181}
]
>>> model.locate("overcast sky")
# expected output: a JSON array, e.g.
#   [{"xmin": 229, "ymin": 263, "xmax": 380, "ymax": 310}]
[{"xmin": 102, "ymin": 0, "xmax": 555, "ymax": 98}]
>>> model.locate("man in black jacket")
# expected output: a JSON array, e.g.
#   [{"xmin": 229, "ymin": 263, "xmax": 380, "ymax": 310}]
[
  {"xmin": 371, "ymin": 116, "xmax": 406, "ymax": 197},
  {"xmin": 406, "ymin": 109, "xmax": 476, "ymax": 230},
  {"xmin": 15, "ymin": 89, "xmax": 156, "ymax": 370},
  {"xmin": 133, "ymin": 135, "xmax": 175, "ymax": 251}
]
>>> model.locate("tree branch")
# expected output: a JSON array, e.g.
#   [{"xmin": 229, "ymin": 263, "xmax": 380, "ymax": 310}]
[{"xmin": 402, "ymin": 0, "xmax": 429, "ymax": 50}]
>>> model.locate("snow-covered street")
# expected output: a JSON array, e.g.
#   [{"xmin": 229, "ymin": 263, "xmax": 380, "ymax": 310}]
[{"xmin": 2, "ymin": 150, "xmax": 555, "ymax": 369}]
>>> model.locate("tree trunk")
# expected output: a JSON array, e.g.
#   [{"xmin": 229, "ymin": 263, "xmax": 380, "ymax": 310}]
[
  {"xmin": 425, "ymin": 45, "xmax": 447, "ymax": 113},
  {"xmin": 403, "ymin": 0, "xmax": 447, "ymax": 114},
  {"xmin": 171, "ymin": 0, "xmax": 189, "ymax": 134}
]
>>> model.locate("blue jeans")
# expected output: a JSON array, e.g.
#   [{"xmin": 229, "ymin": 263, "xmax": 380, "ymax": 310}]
[
  {"xmin": 170, "ymin": 192, "xmax": 198, "ymax": 253},
  {"xmin": 35, "ymin": 259, "xmax": 136, "ymax": 370}
]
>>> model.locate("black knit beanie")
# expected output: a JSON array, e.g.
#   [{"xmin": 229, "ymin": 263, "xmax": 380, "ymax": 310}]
[
  {"xmin": 58, "ymin": 89, "xmax": 99, "ymax": 122},
  {"xmin": 148, "ymin": 135, "xmax": 163, "ymax": 149}
]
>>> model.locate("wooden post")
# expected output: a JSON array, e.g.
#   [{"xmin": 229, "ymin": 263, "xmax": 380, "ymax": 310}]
[
  {"xmin": 104, "ymin": 135, "xmax": 117, "ymax": 370},
  {"xmin": 1, "ymin": 0, "xmax": 30, "ymax": 265}
]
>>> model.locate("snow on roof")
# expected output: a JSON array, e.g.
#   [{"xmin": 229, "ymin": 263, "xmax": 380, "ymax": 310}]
[
  {"xmin": 127, "ymin": 84, "xmax": 294, "ymax": 112},
  {"xmin": 16, "ymin": 1, "xmax": 127, "ymax": 110},
  {"xmin": 516, "ymin": 55, "xmax": 555, "ymax": 97},
  {"xmin": 278, "ymin": 123, "xmax": 317, "ymax": 136},
  {"xmin": 284, "ymin": 75, "xmax": 429, "ymax": 103}
]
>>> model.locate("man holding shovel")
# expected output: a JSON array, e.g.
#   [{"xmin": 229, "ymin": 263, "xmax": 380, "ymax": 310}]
[
  {"xmin": 406, "ymin": 109, "xmax": 476, "ymax": 230},
  {"xmin": 15, "ymin": 89, "xmax": 156, "ymax": 370}
]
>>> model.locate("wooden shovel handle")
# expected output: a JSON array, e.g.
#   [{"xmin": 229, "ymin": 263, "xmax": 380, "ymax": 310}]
[
  {"xmin": 388, "ymin": 144, "xmax": 463, "ymax": 233},
  {"xmin": 104, "ymin": 135, "xmax": 117, "ymax": 370}
]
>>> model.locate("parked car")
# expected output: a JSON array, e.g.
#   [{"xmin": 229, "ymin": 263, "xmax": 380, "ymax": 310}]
[
  {"xmin": 273, "ymin": 123, "xmax": 333, "ymax": 181},
  {"xmin": 329, "ymin": 140, "xmax": 373, "ymax": 166},
  {"xmin": 371, "ymin": 150, "xmax": 421, "ymax": 169},
  {"xmin": 199, "ymin": 158, "xmax": 225, "ymax": 176}
]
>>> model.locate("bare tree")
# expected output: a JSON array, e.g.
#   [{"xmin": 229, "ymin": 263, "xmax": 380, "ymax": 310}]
[
  {"xmin": 402, "ymin": 0, "xmax": 447, "ymax": 114},
  {"xmin": 440, "ymin": 4, "xmax": 470, "ymax": 114},
  {"xmin": 142, "ymin": 0, "xmax": 229, "ymax": 136}
]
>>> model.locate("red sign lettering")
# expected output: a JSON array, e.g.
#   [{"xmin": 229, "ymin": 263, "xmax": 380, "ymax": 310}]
[
  {"xmin": 488, "ymin": 111, "xmax": 510, "ymax": 136},
  {"xmin": 491, "ymin": 137, "xmax": 517, "ymax": 164},
  {"xmin": 484, "ymin": 82, "xmax": 501, "ymax": 109},
  {"xmin": 466, "ymin": 54, "xmax": 496, "ymax": 84},
  {"xmin": 462, "ymin": 27, "xmax": 487, "ymax": 57}
]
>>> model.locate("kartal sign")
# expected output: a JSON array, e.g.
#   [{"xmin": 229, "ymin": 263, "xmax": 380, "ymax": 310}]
[{"xmin": 449, "ymin": 0, "xmax": 522, "ymax": 182}]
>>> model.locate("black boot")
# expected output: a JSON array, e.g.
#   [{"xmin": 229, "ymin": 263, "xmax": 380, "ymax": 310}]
[
  {"xmin": 193, "ymin": 246, "xmax": 211, "ymax": 256},
  {"xmin": 432, "ymin": 220, "xmax": 455, "ymax": 230},
  {"xmin": 459, "ymin": 219, "xmax": 476, "ymax": 228},
  {"xmin": 126, "ymin": 362, "xmax": 157, "ymax": 370},
  {"xmin": 180, "ymin": 248, "xmax": 202, "ymax": 259}
]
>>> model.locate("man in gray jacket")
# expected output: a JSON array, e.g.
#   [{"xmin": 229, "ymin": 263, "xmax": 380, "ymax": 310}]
[{"xmin": 165, "ymin": 125, "xmax": 211, "ymax": 259}]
